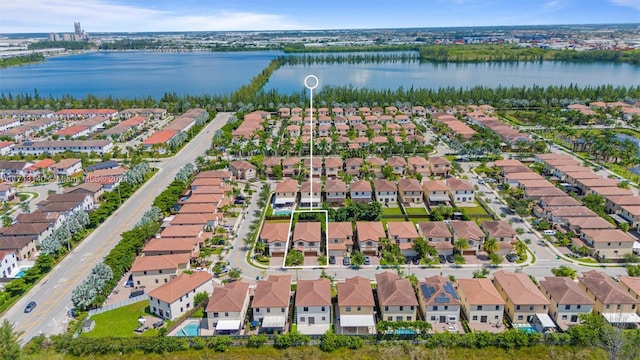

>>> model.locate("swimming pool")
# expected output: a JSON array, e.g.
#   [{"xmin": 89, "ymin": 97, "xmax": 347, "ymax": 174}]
[
  {"xmin": 13, "ymin": 267, "xmax": 31, "ymax": 278},
  {"xmin": 176, "ymin": 323, "xmax": 199, "ymax": 336},
  {"xmin": 395, "ymin": 329, "xmax": 416, "ymax": 335},
  {"xmin": 513, "ymin": 324, "xmax": 540, "ymax": 333},
  {"xmin": 273, "ymin": 209, "xmax": 292, "ymax": 216}
]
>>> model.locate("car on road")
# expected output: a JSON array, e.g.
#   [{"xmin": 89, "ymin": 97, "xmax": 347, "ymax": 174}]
[
  {"xmin": 364, "ymin": 256, "xmax": 371, "ymax": 265},
  {"xmin": 343, "ymin": 257, "xmax": 351, "ymax": 266},
  {"xmin": 446, "ymin": 255, "xmax": 455, "ymax": 263},
  {"xmin": 24, "ymin": 301, "xmax": 37, "ymax": 313},
  {"xmin": 329, "ymin": 255, "xmax": 336, "ymax": 264}
]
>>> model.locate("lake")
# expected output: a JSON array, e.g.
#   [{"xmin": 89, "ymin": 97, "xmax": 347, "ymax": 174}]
[{"xmin": 1, "ymin": 51, "xmax": 638, "ymax": 99}]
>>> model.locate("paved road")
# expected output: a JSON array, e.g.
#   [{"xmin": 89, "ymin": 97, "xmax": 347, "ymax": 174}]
[{"xmin": 1, "ymin": 112, "xmax": 232, "ymax": 344}]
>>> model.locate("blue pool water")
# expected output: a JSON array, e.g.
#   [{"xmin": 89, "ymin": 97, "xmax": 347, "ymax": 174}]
[
  {"xmin": 273, "ymin": 209, "xmax": 292, "ymax": 216},
  {"xmin": 395, "ymin": 329, "xmax": 416, "ymax": 335},
  {"xmin": 177, "ymin": 323, "xmax": 199, "ymax": 336},
  {"xmin": 514, "ymin": 324, "xmax": 540, "ymax": 333},
  {"xmin": 14, "ymin": 270, "xmax": 26, "ymax": 278}
]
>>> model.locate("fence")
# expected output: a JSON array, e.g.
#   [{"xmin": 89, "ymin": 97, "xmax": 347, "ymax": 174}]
[{"xmin": 88, "ymin": 294, "xmax": 148, "ymax": 317}]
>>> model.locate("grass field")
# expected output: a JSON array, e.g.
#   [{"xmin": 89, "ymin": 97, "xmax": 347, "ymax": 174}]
[
  {"xmin": 82, "ymin": 301, "xmax": 162, "ymax": 338},
  {"xmin": 381, "ymin": 207, "xmax": 403, "ymax": 215},
  {"xmin": 460, "ymin": 201, "xmax": 490, "ymax": 216},
  {"xmin": 404, "ymin": 207, "xmax": 428, "ymax": 215}
]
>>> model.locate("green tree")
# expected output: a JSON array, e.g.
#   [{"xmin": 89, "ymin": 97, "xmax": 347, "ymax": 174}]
[
  {"xmin": 0, "ymin": 319, "xmax": 22, "ymax": 360},
  {"xmin": 483, "ymin": 237, "xmax": 499, "ymax": 254},
  {"xmin": 454, "ymin": 238, "xmax": 469, "ymax": 254},
  {"xmin": 194, "ymin": 291, "xmax": 209, "ymax": 307},
  {"xmin": 551, "ymin": 265, "xmax": 578, "ymax": 279},
  {"xmin": 285, "ymin": 250, "xmax": 304, "ymax": 266},
  {"xmin": 489, "ymin": 253, "xmax": 503, "ymax": 266},
  {"xmin": 350, "ymin": 251, "xmax": 365, "ymax": 266},
  {"xmin": 228, "ymin": 267, "xmax": 242, "ymax": 280},
  {"xmin": 412, "ymin": 237, "xmax": 436, "ymax": 260}
]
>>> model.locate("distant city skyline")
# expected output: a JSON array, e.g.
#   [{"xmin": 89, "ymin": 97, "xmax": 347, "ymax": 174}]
[{"xmin": 1, "ymin": 0, "xmax": 639, "ymax": 34}]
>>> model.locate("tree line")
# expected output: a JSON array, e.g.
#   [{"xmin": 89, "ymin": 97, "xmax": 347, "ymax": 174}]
[{"xmin": 0, "ymin": 53, "xmax": 45, "ymax": 68}]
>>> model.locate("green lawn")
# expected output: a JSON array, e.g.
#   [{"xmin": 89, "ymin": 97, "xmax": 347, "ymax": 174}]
[
  {"xmin": 82, "ymin": 301, "xmax": 162, "ymax": 338},
  {"xmin": 381, "ymin": 218, "xmax": 408, "ymax": 227},
  {"xmin": 381, "ymin": 207, "xmax": 403, "ymax": 215},
  {"xmin": 404, "ymin": 207, "xmax": 428, "ymax": 215},
  {"xmin": 460, "ymin": 201, "xmax": 490, "ymax": 216}
]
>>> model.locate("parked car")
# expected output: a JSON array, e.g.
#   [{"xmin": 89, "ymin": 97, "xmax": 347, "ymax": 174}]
[
  {"xmin": 329, "ymin": 255, "xmax": 336, "ymax": 264},
  {"xmin": 446, "ymin": 255, "xmax": 455, "ymax": 263},
  {"xmin": 506, "ymin": 253, "xmax": 518, "ymax": 262},
  {"xmin": 129, "ymin": 289, "xmax": 145, "ymax": 298},
  {"xmin": 343, "ymin": 256, "xmax": 351, "ymax": 266},
  {"xmin": 24, "ymin": 301, "xmax": 37, "ymax": 313},
  {"xmin": 438, "ymin": 255, "xmax": 446, "ymax": 264},
  {"xmin": 364, "ymin": 256, "xmax": 371, "ymax": 265}
]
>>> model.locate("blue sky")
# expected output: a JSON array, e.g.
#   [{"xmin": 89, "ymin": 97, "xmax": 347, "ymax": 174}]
[{"xmin": 1, "ymin": 0, "xmax": 638, "ymax": 33}]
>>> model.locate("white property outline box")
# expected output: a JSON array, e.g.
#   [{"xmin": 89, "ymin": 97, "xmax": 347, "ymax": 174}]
[{"xmin": 281, "ymin": 209, "xmax": 329, "ymax": 269}]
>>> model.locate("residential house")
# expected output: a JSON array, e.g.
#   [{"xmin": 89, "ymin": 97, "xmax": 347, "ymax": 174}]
[
  {"xmin": 407, "ymin": 156, "xmax": 431, "ymax": 177},
  {"xmin": 386, "ymin": 221, "xmax": 419, "ymax": 257},
  {"xmin": 263, "ymin": 157, "xmax": 281, "ymax": 178},
  {"xmin": 446, "ymin": 178, "xmax": 475, "ymax": 204},
  {"xmin": 387, "ymin": 156, "xmax": 407, "ymax": 176},
  {"xmin": 259, "ymin": 222, "xmax": 290, "ymax": 257},
  {"xmin": 229, "ymin": 160, "xmax": 257, "ymax": 180},
  {"xmin": 296, "ymin": 278, "xmax": 332, "ymax": 334},
  {"xmin": 327, "ymin": 221, "xmax": 353, "ymax": 256},
  {"xmin": 142, "ymin": 237, "xmax": 202, "ymax": 258},
  {"xmin": 324, "ymin": 178, "xmax": 347, "ymax": 206},
  {"xmin": 345, "ymin": 158, "xmax": 363, "ymax": 176},
  {"xmin": 492, "ymin": 270, "xmax": 550, "ymax": 325},
  {"xmin": 274, "ymin": 179, "xmax": 298, "ymax": 209},
  {"xmin": 619, "ymin": 205, "xmax": 640, "ymax": 230},
  {"xmin": 481, "ymin": 221, "xmax": 517, "ymax": 255},
  {"xmin": 0, "ymin": 184, "xmax": 17, "ymax": 202},
  {"xmin": 252, "ymin": 275, "xmax": 292, "ymax": 333},
  {"xmin": 336, "ymin": 276, "xmax": 376, "ymax": 334},
  {"xmin": 356, "ymin": 221, "xmax": 385, "ymax": 256},
  {"xmin": 578, "ymin": 271, "xmax": 640, "ymax": 326},
  {"xmin": 429, "ymin": 156, "xmax": 451, "ymax": 177},
  {"xmin": 205, "ymin": 281, "xmax": 251, "ymax": 335},
  {"xmin": 282, "ymin": 157, "xmax": 300, "ymax": 177},
  {"xmin": 417, "ymin": 222, "xmax": 454, "ymax": 255},
  {"xmin": 350, "ymin": 180, "xmax": 372, "ymax": 203},
  {"xmin": 299, "ymin": 180, "xmax": 322, "ymax": 208},
  {"xmin": 449, "ymin": 221, "xmax": 485, "ymax": 255},
  {"xmin": 0, "ymin": 234, "xmax": 38, "ymax": 260},
  {"xmin": 148, "ymin": 271, "xmax": 213, "ymax": 321},
  {"xmin": 397, "ymin": 178, "xmax": 423, "ymax": 205},
  {"xmin": 456, "ymin": 278, "xmax": 505, "ymax": 329},
  {"xmin": 292, "ymin": 221, "xmax": 322, "ymax": 256},
  {"xmin": 577, "ymin": 229, "xmax": 635, "ymax": 261},
  {"xmin": 323, "ymin": 157, "xmax": 343, "ymax": 178},
  {"xmin": 303, "ymin": 158, "xmax": 323, "ymax": 178},
  {"xmin": 375, "ymin": 272, "xmax": 419, "ymax": 322},
  {"xmin": 619, "ymin": 276, "xmax": 640, "ymax": 305},
  {"xmin": 373, "ymin": 179, "xmax": 398, "ymax": 205},
  {"xmin": 130, "ymin": 253, "xmax": 191, "ymax": 289},
  {"xmin": 419, "ymin": 275, "xmax": 461, "ymax": 329},
  {"xmin": 0, "ymin": 250, "xmax": 18, "ymax": 278},
  {"xmin": 539, "ymin": 276, "xmax": 595, "ymax": 331},
  {"xmin": 422, "ymin": 180, "xmax": 451, "ymax": 206}
]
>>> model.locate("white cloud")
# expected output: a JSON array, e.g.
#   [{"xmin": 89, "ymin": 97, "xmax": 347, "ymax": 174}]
[
  {"xmin": 0, "ymin": 0, "xmax": 304, "ymax": 33},
  {"xmin": 609, "ymin": 0, "xmax": 640, "ymax": 11}
]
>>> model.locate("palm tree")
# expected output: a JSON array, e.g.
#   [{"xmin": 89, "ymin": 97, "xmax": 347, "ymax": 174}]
[
  {"xmin": 515, "ymin": 240, "xmax": 527, "ymax": 255},
  {"xmin": 483, "ymin": 237, "xmax": 499, "ymax": 254},
  {"xmin": 454, "ymin": 238, "xmax": 469, "ymax": 255}
]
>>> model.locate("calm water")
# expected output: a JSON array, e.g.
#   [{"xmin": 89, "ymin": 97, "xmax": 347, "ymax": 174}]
[
  {"xmin": 265, "ymin": 60, "xmax": 640, "ymax": 93},
  {"xmin": 1, "ymin": 51, "xmax": 638, "ymax": 99},
  {"xmin": 0, "ymin": 51, "xmax": 280, "ymax": 99}
]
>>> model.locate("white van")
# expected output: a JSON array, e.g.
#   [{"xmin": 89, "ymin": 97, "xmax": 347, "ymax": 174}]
[{"xmin": 543, "ymin": 230, "xmax": 556, "ymax": 236}]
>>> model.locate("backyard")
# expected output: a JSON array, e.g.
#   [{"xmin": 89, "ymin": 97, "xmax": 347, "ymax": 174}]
[{"xmin": 82, "ymin": 301, "xmax": 165, "ymax": 338}]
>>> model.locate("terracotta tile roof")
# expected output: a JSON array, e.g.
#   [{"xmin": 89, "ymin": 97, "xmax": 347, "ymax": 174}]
[
  {"xmin": 328, "ymin": 222, "xmax": 353, "ymax": 240},
  {"xmin": 481, "ymin": 221, "xmax": 516, "ymax": 238},
  {"xmin": 350, "ymin": 180, "xmax": 372, "ymax": 192},
  {"xmin": 170, "ymin": 213, "xmax": 220, "ymax": 226},
  {"xmin": 387, "ymin": 221, "xmax": 419, "ymax": 239},
  {"xmin": 323, "ymin": 157, "xmax": 343, "ymax": 168},
  {"xmin": 260, "ymin": 222, "xmax": 290, "ymax": 243},
  {"xmin": 196, "ymin": 170, "xmax": 232, "ymax": 179},
  {"xmin": 275, "ymin": 179, "xmax": 298, "ymax": 193},
  {"xmin": 178, "ymin": 203, "xmax": 217, "ymax": 214},
  {"xmin": 130, "ymin": 253, "xmax": 190, "ymax": 272},
  {"xmin": 53, "ymin": 158, "xmax": 81, "ymax": 169},
  {"xmin": 563, "ymin": 216, "xmax": 614, "ymax": 230},
  {"xmin": 387, "ymin": 156, "xmax": 407, "ymax": 167},
  {"xmin": 582, "ymin": 229, "xmax": 636, "ymax": 243},
  {"xmin": 229, "ymin": 160, "xmax": 256, "ymax": 171},
  {"xmin": 456, "ymin": 278, "xmax": 505, "ymax": 305},
  {"xmin": 191, "ymin": 178, "xmax": 223, "ymax": 187},
  {"xmin": 206, "ymin": 281, "xmax": 250, "ymax": 312},
  {"xmin": 539, "ymin": 277, "xmax": 594, "ymax": 305},
  {"xmin": 619, "ymin": 276, "xmax": 640, "ymax": 297},
  {"xmin": 55, "ymin": 125, "xmax": 88, "ymax": 136},
  {"xmin": 546, "ymin": 206, "xmax": 597, "ymax": 218},
  {"xmin": 493, "ymin": 159, "xmax": 524, "ymax": 168},
  {"xmin": 604, "ymin": 196, "xmax": 640, "ymax": 207},
  {"xmin": 338, "ymin": 276, "xmax": 374, "ymax": 307},
  {"xmin": 282, "ymin": 157, "xmax": 300, "ymax": 166},
  {"xmin": 423, "ymin": 180, "xmax": 449, "ymax": 192},
  {"xmin": 160, "ymin": 225, "xmax": 203, "ymax": 238},
  {"xmin": 492, "ymin": 270, "xmax": 549, "ymax": 305},
  {"xmin": 293, "ymin": 222, "xmax": 321, "ymax": 243},
  {"xmin": 540, "ymin": 196, "xmax": 582, "ymax": 207},
  {"xmin": 296, "ymin": 278, "xmax": 332, "ymax": 307},
  {"xmin": 15, "ymin": 212, "xmax": 60, "ymax": 224},
  {"xmin": 417, "ymin": 222, "xmax": 452, "ymax": 238},
  {"xmin": 446, "ymin": 178, "xmax": 474, "ymax": 191},
  {"xmin": 449, "ymin": 221, "xmax": 484, "ymax": 241},
  {"xmin": 299, "ymin": 180, "xmax": 322, "ymax": 193},
  {"xmin": 420, "ymin": 275, "xmax": 461, "ymax": 306},
  {"xmin": 252, "ymin": 275, "xmax": 291, "ymax": 308},
  {"xmin": 143, "ymin": 237, "xmax": 201, "ymax": 253},
  {"xmin": 579, "ymin": 271, "xmax": 636, "ymax": 305},
  {"xmin": 375, "ymin": 271, "xmax": 418, "ymax": 306},
  {"xmin": 143, "ymin": 130, "xmax": 177, "ymax": 145},
  {"xmin": 397, "ymin": 178, "xmax": 422, "ymax": 192},
  {"xmin": 65, "ymin": 182, "xmax": 103, "ymax": 194},
  {"xmin": 356, "ymin": 221, "xmax": 385, "ymax": 242},
  {"xmin": 325, "ymin": 178, "xmax": 346, "ymax": 192},
  {"xmin": 591, "ymin": 187, "xmax": 634, "ymax": 197},
  {"xmin": 407, "ymin": 156, "xmax": 429, "ymax": 166},
  {"xmin": 525, "ymin": 187, "xmax": 567, "ymax": 198},
  {"xmin": 366, "ymin": 157, "xmax": 385, "ymax": 167},
  {"xmin": 0, "ymin": 222, "xmax": 50, "ymax": 236},
  {"xmin": 148, "ymin": 271, "xmax": 211, "ymax": 304},
  {"xmin": 345, "ymin": 158, "xmax": 364, "ymax": 167},
  {"xmin": 373, "ymin": 179, "xmax": 396, "ymax": 193},
  {"xmin": 429, "ymin": 156, "xmax": 451, "ymax": 166}
]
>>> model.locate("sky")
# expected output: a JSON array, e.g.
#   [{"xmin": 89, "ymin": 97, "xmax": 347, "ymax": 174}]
[{"xmin": 0, "ymin": 0, "xmax": 639, "ymax": 34}]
